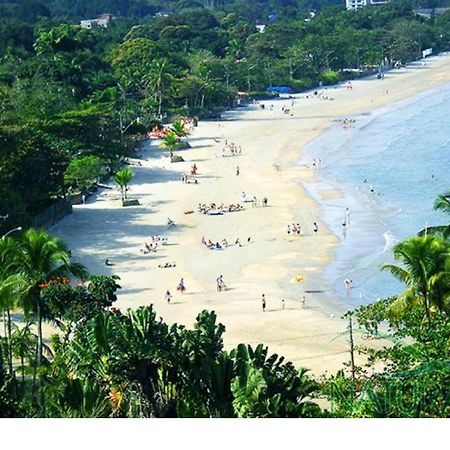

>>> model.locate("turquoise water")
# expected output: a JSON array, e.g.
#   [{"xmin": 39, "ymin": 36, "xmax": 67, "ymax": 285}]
[{"xmin": 302, "ymin": 82, "xmax": 450, "ymax": 310}]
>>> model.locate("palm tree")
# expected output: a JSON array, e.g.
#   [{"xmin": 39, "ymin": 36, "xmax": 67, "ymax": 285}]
[
  {"xmin": 170, "ymin": 120, "xmax": 190, "ymax": 139},
  {"xmin": 230, "ymin": 344, "xmax": 320, "ymax": 418},
  {"xmin": 143, "ymin": 58, "xmax": 173, "ymax": 119},
  {"xmin": 159, "ymin": 131, "xmax": 180, "ymax": 160},
  {"xmin": 0, "ymin": 237, "xmax": 25, "ymax": 377},
  {"xmin": 17, "ymin": 229, "xmax": 87, "ymax": 377},
  {"xmin": 113, "ymin": 167, "xmax": 133, "ymax": 203},
  {"xmin": 10, "ymin": 323, "xmax": 37, "ymax": 384},
  {"xmin": 418, "ymin": 192, "xmax": 450, "ymax": 238},
  {"xmin": 381, "ymin": 235, "xmax": 450, "ymax": 320},
  {"xmin": 433, "ymin": 192, "xmax": 450, "ymax": 238}
]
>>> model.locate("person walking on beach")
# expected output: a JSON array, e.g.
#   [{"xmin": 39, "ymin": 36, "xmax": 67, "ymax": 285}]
[
  {"xmin": 216, "ymin": 274, "xmax": 224, "ymax": 291},
  {"xmin": 313, "ymin": 222, "xmax": 319, "ymax": 234},
  {"xmin": 342, "ymin": 219, "xmax": 347, "ymax": 237},
  {"xmin": 281, "ymin": 299, "xmax": 285, "ymax": 310},
  {"xmin": 236, "ymin": 166, "xmax": 240, "ymax": 176},
  {"xmin": 165, "ymin": 290, "xmax": 172, "ymax": 304},
  {"xmin": 301, "ymin": 295, "xmax": 306, "ymax": 308},
  {"xmin": 263, "ymin": 196, "xmax": 268, "ymax": 207},
  {"xmin": 262, "ymin": 294, "xmax": 266, "ymax": 312},
  {"xmin": 177, "ymin": 278, "xmax": 185, "ymax": 293}
]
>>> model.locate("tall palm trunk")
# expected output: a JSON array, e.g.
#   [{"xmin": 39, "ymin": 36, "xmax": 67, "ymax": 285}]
[
  {"xmin": 20, "ymin": 355, "xmax": 24, "ymax": 384},
  {"xmin": 6, "ymin": 309, "xmax": 13, "ymax": 376},
  {"xmin": 35, "ymin": 294, "xmax": 44, "ymax": 411},
  {"xmin": 36, "ymin": 297, "xmax": 43, "ymax": 369}
]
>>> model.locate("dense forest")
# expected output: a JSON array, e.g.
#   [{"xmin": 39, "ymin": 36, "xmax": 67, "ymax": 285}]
[
  {"xmin": 2, "ymin": 0, "xmax": 450, "ymax": 232},
  {"xmin": 1, "ymin": 0, "xmax": 450, "ymax": 418}
]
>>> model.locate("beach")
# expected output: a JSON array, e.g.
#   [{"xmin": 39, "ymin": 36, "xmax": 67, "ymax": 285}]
[{"xmin": 51, "ymin": 54, "xmax": 450, "ymax": 375}]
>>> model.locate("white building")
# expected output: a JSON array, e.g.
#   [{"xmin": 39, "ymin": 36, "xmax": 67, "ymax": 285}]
[
  {"xmin": 345, "ymin": 0, "xmax": 389, "ymax": 11},
  {"xmin": 80, "ymin": 14, "xmax": 112, "ymax": 29}
]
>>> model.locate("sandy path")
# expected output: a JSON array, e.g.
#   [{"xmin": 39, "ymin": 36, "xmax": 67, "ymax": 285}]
[{"xmin": 51, "ymin": 54, "xmax": 450, "ymax": 374}]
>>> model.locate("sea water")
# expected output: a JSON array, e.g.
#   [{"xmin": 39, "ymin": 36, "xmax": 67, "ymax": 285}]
[{"xmin": 302, "ymin": 82, "xmax": 450, "ymax": 311}]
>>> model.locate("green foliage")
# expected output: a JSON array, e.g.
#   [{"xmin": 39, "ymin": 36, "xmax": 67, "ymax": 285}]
[
  {"xmin": 113, "ymin": 167, "xmax": 133, "ymax": 201},
  {"xmin": 160, "ymin": 131, "xmax": 180, "ymax": 159},
  {"xmin": 64, "ymin": 156, "xmax": 107, "ymax": 192},
  {"xmin": 40, "ymin": 306, "xmax": 320, "ymax": 418},
  {"xmin": 381, "ymin": 234, "xmax": 450, "ymax": 320},
  {"xmin": 321, "ymin": 70, "xmax": 340, "ymax": 85},
  {"xmin": 41, "ymin": 275, "xmax": 120, "ymax": 331},
  {"xmin": 170, "ymin": 120, "xmax": 190, "ymax": 138}
]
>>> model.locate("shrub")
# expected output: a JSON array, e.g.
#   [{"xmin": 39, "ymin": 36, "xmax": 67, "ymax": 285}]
[{"xmin": 321, "ymin": 71, "xmax": 340, "ymax": 86}]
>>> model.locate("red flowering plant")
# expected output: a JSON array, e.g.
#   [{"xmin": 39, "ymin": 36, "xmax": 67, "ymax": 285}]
[{"xmin": 41, "ymin": 275, "xmax": 121, "ymax": 338}]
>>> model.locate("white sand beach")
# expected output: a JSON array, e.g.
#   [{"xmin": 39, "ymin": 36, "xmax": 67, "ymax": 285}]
[{"xmin": 51, "ymin": 54, "xmax": 450, "ymax": 375}]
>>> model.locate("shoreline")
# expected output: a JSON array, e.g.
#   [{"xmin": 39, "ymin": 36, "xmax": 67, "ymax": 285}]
[
  {"xmin": 50, "ymin": 53, "xmax": 450, "ymax": 375},
  {"xmin": 303, "ymin": 75, "xmax": 450, "ymax": 311}
]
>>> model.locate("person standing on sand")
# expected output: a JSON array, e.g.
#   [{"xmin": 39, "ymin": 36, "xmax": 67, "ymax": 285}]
[
  {"xmin": 262, "ymin": 294, "xmax": 266, "ymax": 312},
  {"xmin": 342, "ymin": 219, "xmax": 347, "ymax": 237},
  {"xmin": 177, "ymin": 278, "xmax": 185, "ymax": 293},
  {"xmin": 313, "ymin": 222, "xmax": 319, "ymax": 234},
  {"xmin": 281, "ymin": 299, "xmax": 285, "ymax": 310},
  {"xmin": 236, "ymin": 166, "xmax": 240, "ymax": 176},
  {"xmin": 165, "ymin": 290, "xmax": 172, "ymax": 304}
]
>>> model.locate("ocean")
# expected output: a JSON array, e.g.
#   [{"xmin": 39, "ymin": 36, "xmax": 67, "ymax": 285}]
[{"xmin": 301, "ymin": 82, "xmax": 450, "ymax": 311}]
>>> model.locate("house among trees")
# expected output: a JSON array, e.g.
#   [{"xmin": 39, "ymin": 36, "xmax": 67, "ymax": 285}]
[
  {"xmin": 345, "ymin": 0, "xmax": 389, "ymax": 11},
  {"xmin": 80, "ymin": 13, "xmax": 112, "ymax": 29}
]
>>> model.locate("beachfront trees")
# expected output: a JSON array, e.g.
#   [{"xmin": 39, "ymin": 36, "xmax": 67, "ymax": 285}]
[
  {"xmin": 381, "ymin": 235, "xmax": 450, "ymax": 320},
  {"xmin": 37, "ymin": 306, "xmax": 321, "ymax": 418},
  {"xmin": 17, "ymin": 229, "xmax": 87, "ymax": 375},
  {"xmin": 325, "ymin": 299, "xmax": 450, "ymax": 418},
  {"xmin": 433, "ymin": 192, "xmax": 450, "ymax": 239},
  {"xmin": 170, "ymin": 120, "xmax": 190, "ymax": 139},
  {"xmin": 0, "ymin": 237, "xmax": 25, "ymax": 377},
  {"xmin": 64, "ymin": 156, "xmax": 107, "ymax": 193},
  {"xmin": 143, "ymin": 58, "xmax": 174, "ymax": 119},
  {"xmin": 113, "ymin": 167, "xmax": 133, "ymax": 203},
  {"xmin": 160, "ymin": 131, "xmax": 180, "ymax": 160}
]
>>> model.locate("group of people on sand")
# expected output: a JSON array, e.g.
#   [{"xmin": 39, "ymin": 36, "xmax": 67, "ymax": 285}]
[
  {"xmin": 222, "ymin": 141, "xmax": 242, "ymax": 157},
  {"xmin": 261, "ymin": 293, "xmax": 306, "ymax": 312},
  {"xmin": 141, "ymin": 235, "xmax": 168, "ymax": 254},
  {"xmin": 281, "ymin": 105, "xmax": 294, "ymax": 116},
  {"xmin": 181, "ymin": 173, "xmax": 198, "ymax": 184},
  {"xmin": 287, "ymin": 222, "xmax": 319, "ymax": 235},
  {"xmin": 141, "ymin": 242, "xmax": 158, "ymax": 254},
  {"xmin": 197, "ymin": 202, "xmax": 244, "ymax": 215},
  {"xmin": 318, "ymin": 88, "xmax": 334, "ymax": 101},
  {"xmin": 241, "ymin": 192, "xmax": 267, "ymax": 207},
  {"xmin": 201, "ymin": 236, "xmax": 250, "ymax": 250},
  {"xmin": 287, "ymin": 223, "xmax": 302, "ymax": 236}
]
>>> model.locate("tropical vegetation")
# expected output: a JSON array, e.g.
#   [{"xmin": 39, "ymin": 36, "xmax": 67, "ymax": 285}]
[
  {"xmin": 3, "ymin": 1, "xmax": 450, "ymax": 233},
  {"xmin": 1, "ymin": 0, "xmax": 450, "ymax": 418}
]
